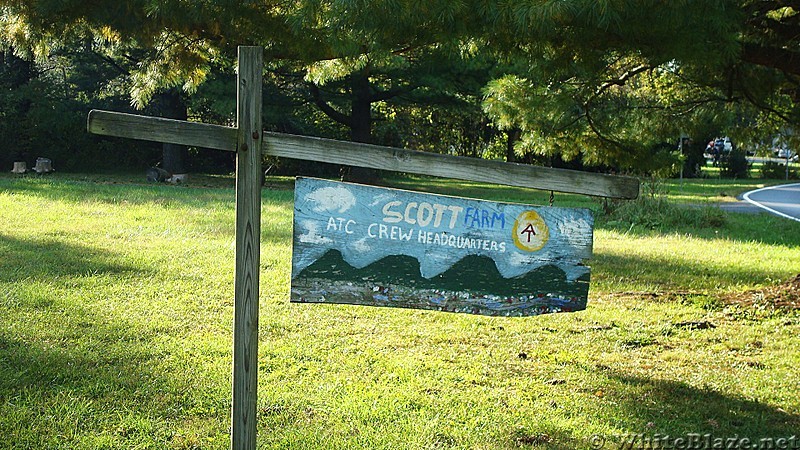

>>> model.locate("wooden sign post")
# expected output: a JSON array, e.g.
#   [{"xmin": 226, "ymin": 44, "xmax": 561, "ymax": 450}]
[
  {"xmin": 231, "ymin": 47, "xmax": 262, "ymax": 450},
  {"xmin": 87, "ymin": 46, "xmax": 639, "ymax": 450}
]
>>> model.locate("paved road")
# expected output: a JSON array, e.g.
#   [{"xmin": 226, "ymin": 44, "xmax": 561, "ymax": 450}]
[{"xmin": 741, "ymin": 183, "xmax": 800, "ymax": 222}]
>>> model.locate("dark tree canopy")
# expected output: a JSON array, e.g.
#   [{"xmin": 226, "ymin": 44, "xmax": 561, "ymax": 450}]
[{"xmin": 2, "ymin": 0, "xmax": 800, "ymax": 174}]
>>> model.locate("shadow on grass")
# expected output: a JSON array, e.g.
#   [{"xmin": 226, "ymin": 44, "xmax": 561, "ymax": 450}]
[
  {"xmin": 0, "ymin": 322, "xmax": 165, "ymax": 397},
  {"xmin": 0, "ymin": 235, "xmax": 165, "ymax": 415},
  {"xmin": 0, "ymin": 308, "xmax": 191, "ymax": 447},
  {"xmin": 597, "ymin": 368, "xmax": 799, "ymax": 439},
  {"xmin": 0, "ymin": 259, "xmax": 222, "ymax": 446},
  {"xmin": 0, "ymin": 234, "xmax": 142, "ymax": 283},
  {"xmin": 514, "ymin": 368, "xmax": 799, "ymax": 449}
]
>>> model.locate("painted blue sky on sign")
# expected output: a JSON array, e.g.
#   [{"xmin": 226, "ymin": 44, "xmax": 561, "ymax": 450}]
[{"xmin": 292, "ymin": 178, "xmax": 593, "ymax": 282}]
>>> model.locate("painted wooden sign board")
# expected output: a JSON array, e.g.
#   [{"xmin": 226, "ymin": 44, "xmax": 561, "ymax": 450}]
[{"xmin": 291, "ymin": 178, "xmax": 594, "ymax": 316}]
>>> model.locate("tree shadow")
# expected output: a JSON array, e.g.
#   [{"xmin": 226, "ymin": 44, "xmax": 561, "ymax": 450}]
[
  {"xmin": 0, "ymin": 238, "xmax": 222, "ymax": 445},
  {"xmin": 512, "ymin": 367, "xmax": 800, "ymax": 449},
  {"xmin": 0, "ymin": 320, "xmax": 164, "ymax": 397},
  {"xmin": 594, "ymin": 367, "xmax": 799, "ymax": 441},
  {"xmin": 0, "ymin": 234, "xmax": 162, "ymax": 407},
  {"xmin": 0, "ymin": 307, "xmax": 194, "ymax": 447},
  {"xmin": 0, "ymin": 233, "xmax": 142, "ymax": 283}
]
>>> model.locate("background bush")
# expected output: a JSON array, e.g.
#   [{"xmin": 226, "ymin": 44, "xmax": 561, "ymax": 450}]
[
  {"xmin": 760, "ymin": 161, "xmax": 798, "ymax": 180},
  {"xmin": 719, "ymin": 149, "xmax": 750, "ymax": 179},
  {"xmin": 602, "ymin": 194, "xmax": 727, "ymax": 232}
]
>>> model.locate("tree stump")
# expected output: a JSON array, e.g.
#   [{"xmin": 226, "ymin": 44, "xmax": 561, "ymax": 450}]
[
  {"xmin": 146, "ymin": 167, "xmax": 171, "ymax": 182},
  {"xmin": 33, "ymin": 158, "xmax": 53, "ymax": 174},
  {"xmin": 11, "ymin": 161, "xmax": 26, "ymax": 174}
]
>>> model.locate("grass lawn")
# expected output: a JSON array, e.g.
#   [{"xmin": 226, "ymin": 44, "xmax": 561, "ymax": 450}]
[{"xmin": 0, "ymin": 172, "xmax": 798, "ymax": 449}]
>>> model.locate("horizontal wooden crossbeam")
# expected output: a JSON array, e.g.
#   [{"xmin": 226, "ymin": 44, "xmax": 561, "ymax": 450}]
[
  {"xmin": 88, "ymin": 110, "xmax": 238, "ymax": 151},
  {"xmin": 262, "ymin": 132, "xmax": 639, "ymax": 199},
  {"xmin": 88, "ymin": 110, "xmax": 639, "ymax": 199}
]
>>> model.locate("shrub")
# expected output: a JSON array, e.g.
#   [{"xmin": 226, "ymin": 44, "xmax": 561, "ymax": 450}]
[
  {"xmin": 681, "ymin": 141, "xmax": 707, "ymax": 178},
  {"xmin": 760, "ymin": 161, "xmax": 798, "ymax": 180},
  {"xmin": 602, "ymin": 194, "xmax": 726, "ymax": 231},
  {"xmin": 719, "ymin": 149, "xmax": 750, "ymax": 179}
]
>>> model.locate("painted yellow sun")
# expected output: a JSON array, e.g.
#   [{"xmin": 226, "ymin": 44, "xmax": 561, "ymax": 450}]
[{"xmin": 512, "ymin": 210, "xmax": 549, "ymax": 252}]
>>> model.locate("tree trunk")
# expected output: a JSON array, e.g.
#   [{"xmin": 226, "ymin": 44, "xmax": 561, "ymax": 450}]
[
  {"xmin": 350, "ymin": 75, "xmax": 372, "ymax": 144},
  {"xmin": 344, "ymin": 74, "xmax": 380, "ymax": 183},
  {"xmin": 157, "ymin": 89, "xmax": 189, "ymax": 175},
  {"xmin": 506, "ymin": 128, "xmax": 521, "ymax": 163}
]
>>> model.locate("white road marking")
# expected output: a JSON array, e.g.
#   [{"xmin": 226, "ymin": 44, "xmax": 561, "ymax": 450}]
[{"xmin": 742, "ymin": 183, "xmax": 800, "ymax": 223}]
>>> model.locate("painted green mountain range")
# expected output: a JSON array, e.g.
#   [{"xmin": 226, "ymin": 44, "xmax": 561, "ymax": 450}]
[{"xmin": 297, "ymin": 249, "xmax": 588, "ymax": 296}]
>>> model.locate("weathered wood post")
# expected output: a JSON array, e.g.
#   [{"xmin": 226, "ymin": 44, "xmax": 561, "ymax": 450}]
[{"xmin": 232, "ymin": 46, "xmax": 262, "ymax": 450}]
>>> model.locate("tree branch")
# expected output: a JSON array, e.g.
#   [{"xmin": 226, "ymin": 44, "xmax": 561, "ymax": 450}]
[
  {"xmin": 746, "ymin": 17, "xmax": 800, "ymax": 42},
  {"xmin": 369, "ymin": 83, "xmax": 417, "ymax": 102},
  {"xmin": 584, "ymin": 108, "xmax": 631, "ymax": 153},
  {"xmin": 309, "ymin": 83, "xmax": 353, "ymax": 127},
  {"xmin": 741, "ymin": 42, "xmax": 800, "ymax": 76},
  {"xmin": 90, "ymin": 50, "xmax": 131, "ymax": 76},
  {"xmin": 738, "ymin": 77, "xmax": 797, "ymax": 123},
  {"xmin": 593, "ymin": 64, "xmax": 652, "ymax": 98},
  {"xmin": 744, "ymin": 0, "xmax": 800, "ymax": 17}
]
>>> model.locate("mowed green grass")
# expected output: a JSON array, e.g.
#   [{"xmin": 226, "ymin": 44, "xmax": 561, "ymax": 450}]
[{"xmin": 0, "ymin": 173, "xmax": 799, "ymax": 449}]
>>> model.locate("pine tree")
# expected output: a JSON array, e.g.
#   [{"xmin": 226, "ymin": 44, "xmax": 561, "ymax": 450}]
[{"xmin": 3, "ymin": 0, "xmax": 800, "ymax": 174}]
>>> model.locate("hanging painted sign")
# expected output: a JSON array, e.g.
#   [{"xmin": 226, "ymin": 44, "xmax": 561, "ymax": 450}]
[{"xmin": 290, "ymin": 177, "xmax": 594, "ymax": 316}]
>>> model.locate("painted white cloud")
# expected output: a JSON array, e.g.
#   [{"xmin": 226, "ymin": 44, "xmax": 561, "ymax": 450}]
[
  {"xmin": 352, "ymin": 237, "xmax": 371, "ymax": 253},
  {"xmin": 305, "ymin": 186, "xmax": 356, "ymax": 213},
  {"xmin": 298, "ymin": 220, "xmax": 333, "ymax": 245},
  {"xmin": 507, "ymin": 251, "xmax": 534, "ymax": 268}
]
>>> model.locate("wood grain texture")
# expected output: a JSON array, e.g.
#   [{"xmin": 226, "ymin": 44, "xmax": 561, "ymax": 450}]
[
  {"xmin": 231, "ymin": 46, "xmax": 263, "ymax": 450},
  {"xmin": 87, "ymin": 110, "xmax": 237, "ymax": 151},
  {"xmin": 263, "ymin": 132, "xmax": 639, "ymax": 199}
]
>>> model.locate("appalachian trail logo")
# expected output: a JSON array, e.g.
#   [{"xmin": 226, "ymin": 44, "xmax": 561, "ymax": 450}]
[{"xmin": 512, "ymin": 210, "xmax": 549, "ymax": 252}]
